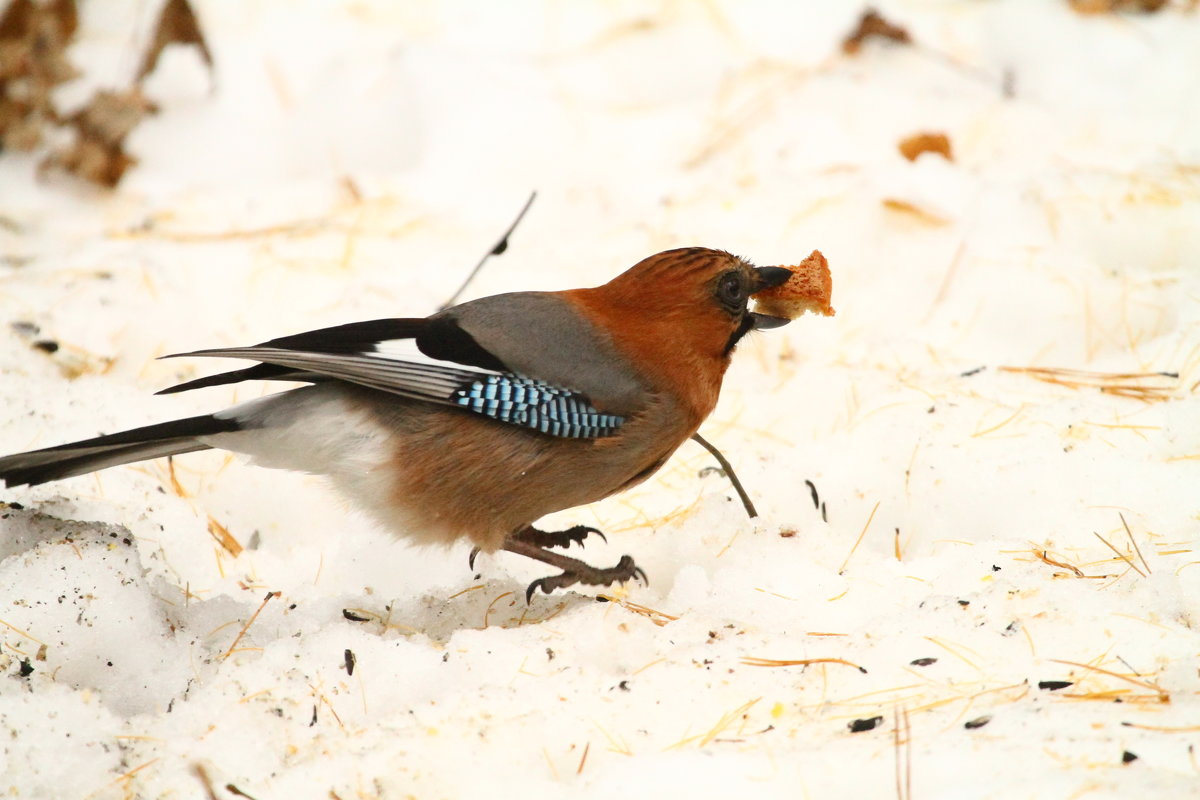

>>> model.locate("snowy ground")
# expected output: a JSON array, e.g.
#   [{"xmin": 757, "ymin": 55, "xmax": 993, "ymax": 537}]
[{"xmin": 2, "ymin": 1, "xmax": 1199, "ymax": 798}]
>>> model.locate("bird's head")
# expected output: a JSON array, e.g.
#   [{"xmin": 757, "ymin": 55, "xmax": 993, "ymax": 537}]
[
  {"xmin": 589, "ymin": 246, "xmax": 792, "ymax": 353},
  {"xmin": 565, "ymin": 247, "xmax": 794, "ymax": 421}
]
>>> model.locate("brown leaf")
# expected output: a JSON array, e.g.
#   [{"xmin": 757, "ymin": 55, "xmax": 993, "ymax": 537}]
[
  {"xmin": 898, "ymin": 131, "xmax": 953, "ymax": 162},
  {"xmin": 48, "ymin": 0, "xmax": 77, "ymax": 41},
  {"xmin": 41, "ymin": 137, "xmax": 136, "ymax": 187},
  {"xmin": 843, "ymin": 8, "xmax": 912, "ymax": 55},
  {"xmin": 0, "ymin": 0, "xmax": 78, "ymax": 152},
  {"xmin": 136, "ymin": 0, "xmax": 213, "ymax": 84},
  {"xmin": 0, "ymin": 96, "xmax": 44, "ymax": 150},
  {"xmin": 67, "ymin": 87, "xmax": 157, "ymax": 146},
  {"xmin": 0, "ymin": 0, "xmax": 78, "ymax": 86},
  {"xmin": 0, "ymin": 0, "xmax": 34, "ymax": 42},
  {"xmin": 41, "ymin": 88, "xmax": 156, "ymax": 187}
]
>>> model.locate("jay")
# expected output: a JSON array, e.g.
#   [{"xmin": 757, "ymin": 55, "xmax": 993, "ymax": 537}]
[{"xmin": 0, "ymin": 247, "xmax": 792, "ymax": 599}]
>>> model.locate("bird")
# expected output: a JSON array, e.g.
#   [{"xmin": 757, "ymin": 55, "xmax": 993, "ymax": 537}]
[{"xmin": 0, "ymin": 247, "xmax": 793, "ymax": 600}]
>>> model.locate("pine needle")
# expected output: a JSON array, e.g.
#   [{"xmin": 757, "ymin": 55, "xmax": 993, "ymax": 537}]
[{"xmin": 741, "ymin": 656, "xmax": 867, "ymax": 673}]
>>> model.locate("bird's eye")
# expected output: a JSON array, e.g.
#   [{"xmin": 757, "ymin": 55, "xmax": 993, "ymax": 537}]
[{"xmin": 715, "ymin": 271, "xmax": 747, "ymax": 312}]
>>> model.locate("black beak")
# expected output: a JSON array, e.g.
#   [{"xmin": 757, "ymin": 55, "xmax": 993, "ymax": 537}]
[
  {"xmin": 749, "ymin": 266, "xmax": 793, "ymax": 329},
  {"xmin": 750, "ymin": 312, "xmax": 791, "ymax": 329},
  {"xmin": 752, "ymin": 266, "xmax": 792, "ymax": 292}
]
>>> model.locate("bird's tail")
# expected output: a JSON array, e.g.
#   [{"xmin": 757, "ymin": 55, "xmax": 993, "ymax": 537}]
[{"xmin": 0, "ymin": 415, "xmax": 241, "ymax": 488}]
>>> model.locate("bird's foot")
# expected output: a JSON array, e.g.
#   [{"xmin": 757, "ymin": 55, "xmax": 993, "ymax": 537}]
[
  {"xmin": 514, "ymin": 523, "xmax": 607, "ymax": 550},
  {"xmin": 524, "ymin": 555, "xmax": 647, "ymax": 603},
  {"xmin": 501, "ymin": 537, "xmax": 647, "ymax": 602}
]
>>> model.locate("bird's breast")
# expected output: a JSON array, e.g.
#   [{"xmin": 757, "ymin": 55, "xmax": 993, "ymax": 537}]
[{"xmin": 347, "ymin": 387, "xmax": 695, "ymax": 551}]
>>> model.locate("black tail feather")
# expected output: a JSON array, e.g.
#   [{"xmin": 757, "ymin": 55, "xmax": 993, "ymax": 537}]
[
  {"xmin": 156, "ymin": 363, "xmax": 326, "ymax": 395},
  {"xmin": 0, "ymin": 414, "xmax": 240, "ymax": 487}
]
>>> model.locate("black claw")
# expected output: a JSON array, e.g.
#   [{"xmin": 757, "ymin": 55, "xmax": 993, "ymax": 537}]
[
  {"xmin": 569, "ymin": 525, "xmax": 605, "ymax": 547},
  {"xmin": 525, "ymin": 578, "xmax": 552, "ymax": 604},
  {"xmin": 468, "ymin": 547, "xmax": 481, "ymax": 571},
  {"xmin": 612, "ymin": 556, "xmax": 648, "ymax": 587}
]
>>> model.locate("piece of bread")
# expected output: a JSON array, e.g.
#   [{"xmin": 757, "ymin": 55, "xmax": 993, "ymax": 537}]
[{"xmin": 752, "ymin": 250, "xmax": 835, "ymax": 319}]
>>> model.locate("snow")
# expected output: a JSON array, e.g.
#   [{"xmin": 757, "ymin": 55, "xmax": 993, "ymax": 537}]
[{"xmin": 2, "ymin": 1, "xmax": 1199, "ymax": 798}]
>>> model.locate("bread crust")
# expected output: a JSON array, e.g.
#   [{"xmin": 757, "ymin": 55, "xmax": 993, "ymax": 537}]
[{"xmin": 752, "ymin": 250, "xmax": 835, "ymax": 319}]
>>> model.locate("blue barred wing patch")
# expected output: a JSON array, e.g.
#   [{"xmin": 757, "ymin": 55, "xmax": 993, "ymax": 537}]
[{"xmin": 451, "ymin": 374, "xmax": 624, "ymax": 438}]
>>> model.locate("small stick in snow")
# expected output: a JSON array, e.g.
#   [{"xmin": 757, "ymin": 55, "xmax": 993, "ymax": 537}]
[
  {"xmin": 893, "ymin": 705, "xmax": 912, "ymax": 800},
  {"xmin": 576, "ymin": 742, "xmax": 590, "ymax": 775},
  {"xmin": 222, "ymin": 591, "xmax": 280, "ymax": 660},
  {"xmin": 1050, "ymin": 658, "xmax": 1168, "ymax": 703},
  {"xmin": 206, "ymin": 516, "xmax": 243, "ymax": 558},
  {"xmin": 838, "ymin": 501, "xmax": 881, "ymax": 574},
  {"xmin": 741, "ymin": 656, "xmax": 867, "ymax": 673},
  {"xmin": 1119, "ymin": 513, "xmax": 1151, "ymax": 574},
  {"xmin": 1094, "ymin": 532, "xmax": 1146, "ymax": 578},
  {"xmin": 192, "ymin": 764, "xmax": 220, "ymax": 800}
]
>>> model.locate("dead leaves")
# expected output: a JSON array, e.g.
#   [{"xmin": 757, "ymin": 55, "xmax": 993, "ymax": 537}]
[
  {"xmin": 0, "ymin": 0, "xmax": 78, "ymax": 152},
  {"xmin": 42, "ymin": 88, "xmax": 159, "ymax": 187},
  {"xmin": 0, "ymin": 0, "xmax": 212, "ymax": 188},
  {"xmin": 842, "ymin": 8, "xmax": 912, "ymax": 55},
  {"xmin": 898, "ymin": 132, "xmax": 953, "ymax": 162},
  {"xmin": 136, "ymin": 0, "xmax": 213, "ymax": 85}
]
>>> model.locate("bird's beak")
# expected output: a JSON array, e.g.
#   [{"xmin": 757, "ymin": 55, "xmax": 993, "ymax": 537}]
[
  {"xmin": 752, "ymin": 266, "xmax": 792, "ymax": 291},
  {"xmin": 749, "ymin": 266, "xmax": 793, "ymax": 329},
  {"xmin": 749, "ymin": 312, "xmax": 791, "ymax": 330}
]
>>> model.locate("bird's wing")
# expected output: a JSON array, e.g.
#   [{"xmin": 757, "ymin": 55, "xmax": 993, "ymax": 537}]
[
  {"xmin": 160, "ymin": 315, "xmax": 625, "ymax": 439},
  {"xmin": 157, "ymin": 318, "xmax": 435, "ymax": 395}
]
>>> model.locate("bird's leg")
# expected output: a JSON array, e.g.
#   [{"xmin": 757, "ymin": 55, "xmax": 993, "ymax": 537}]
[
  {"xmin": 512, "ymin": 523, "xmax": 607, "ymax": 550},
  {"xmin": 502, "ymin": 538, "xmax": 647, "ymax": 602}
]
